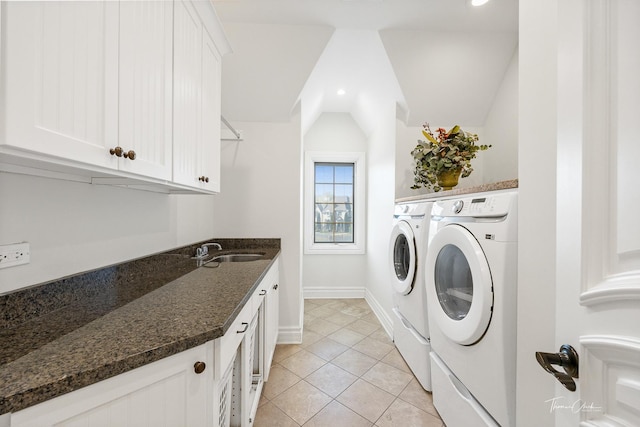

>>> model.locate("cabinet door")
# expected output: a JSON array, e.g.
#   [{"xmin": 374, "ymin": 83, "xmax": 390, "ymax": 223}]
[
  {"xmin": 200, "ymin": 28, "xmax": 223, "ymax": 192},
  {"xmin": 1, "ymin": 1, "xmax": 118, "ymax": 168},
  {"xmin": 10, "ymin": 344, "xmax": 212, "ymax": 427},
  {"xmin": 118, "ymin": 0, "xmax": 173, "ymax": 180},
  {"xmin": 172, "ymin": 0, "xmax": 202, "ymax": 188},
  {"xmin": 213, "ymin": 298, "xmax": 253, "ymax": 427},
  {"xmin": 243, "ymin": 311, "xmax": 262, "ymax": 426},
  {"xmin": 264, "ymin": 261, "xmax": 280, "ymax": 381}
]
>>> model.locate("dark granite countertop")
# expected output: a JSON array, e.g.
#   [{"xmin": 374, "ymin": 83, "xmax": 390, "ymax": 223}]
[
  {"xmin": 0, "ymin": 238, "xmax": 280, "ymax": 415},
  {"xmin": 395, "ymin": 179, "xmax": 518, "ymax": 203}
]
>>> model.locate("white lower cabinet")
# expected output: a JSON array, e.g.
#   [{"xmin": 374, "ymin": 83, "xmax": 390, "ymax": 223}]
[
  {"xmin": 10, "ymin": 343, "xmax": 213, "ymax": 427},
  {"xmin": 9, "ymin": 258, "xmax": 280, "ymax": 427},
  {"xmin": 215, "ymin": 257, "xmax": 279, "ymax": 427},
  {"xmin": 263, "ymin": 263, "xmax": 280, "ymax": 382}
]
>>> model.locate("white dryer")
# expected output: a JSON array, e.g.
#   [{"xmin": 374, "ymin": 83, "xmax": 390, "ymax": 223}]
[
  {"xmin": 425, "ymin": 191, "xmax": 517, "ymax": 427},
  {"xmin": 389, "ymin": 201, "xmax": 433, "ymax": 391}
]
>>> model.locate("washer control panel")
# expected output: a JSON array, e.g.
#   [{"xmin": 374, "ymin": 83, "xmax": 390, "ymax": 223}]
[
  {"xmin": 433, "ymin": 191, "xmax": 516, "ymax": 218},
  {"xmin": 394, "ymin": 201, "xmax": 433, "ymax": 218}
]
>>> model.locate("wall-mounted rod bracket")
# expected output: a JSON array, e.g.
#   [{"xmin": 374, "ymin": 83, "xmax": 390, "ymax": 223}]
[{"xmin": 221, "ymin": 115, "xmax": 243, "ymax": 141}]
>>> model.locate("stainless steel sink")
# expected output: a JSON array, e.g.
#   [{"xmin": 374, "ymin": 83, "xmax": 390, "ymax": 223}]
[{"xmin": 210, "ymin": 253, "xmax": 264, "ymax": 263}]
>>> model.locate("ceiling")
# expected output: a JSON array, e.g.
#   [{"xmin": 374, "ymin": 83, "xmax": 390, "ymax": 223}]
[{"xmin": 212, "ymin": 0, "xmax": 518, "ymax": 129}]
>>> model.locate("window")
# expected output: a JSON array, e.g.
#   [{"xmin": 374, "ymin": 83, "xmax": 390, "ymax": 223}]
[
  {"xmin": 314, "ymin": 163, "xmax": 354, "ymax": 243},
  {"xmin": 304, "ymin": 152, "xmax": 365, "ymax": 254}
]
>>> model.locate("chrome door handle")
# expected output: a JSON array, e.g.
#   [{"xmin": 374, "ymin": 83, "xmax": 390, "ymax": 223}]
[{"xmin": 535, "ymin": 344, "xmax": 579, "ymax": 391}]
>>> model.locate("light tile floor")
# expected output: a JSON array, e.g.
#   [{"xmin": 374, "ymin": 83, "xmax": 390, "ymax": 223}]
[{"xmin": 254, "ymin": 299, "xmax": 444, "ymax": 427}]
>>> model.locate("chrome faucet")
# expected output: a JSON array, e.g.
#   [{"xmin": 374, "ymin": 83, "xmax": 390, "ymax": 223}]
[{"xmin": 196, "ymin": 242, "xmax": 223, "ymax": 258}]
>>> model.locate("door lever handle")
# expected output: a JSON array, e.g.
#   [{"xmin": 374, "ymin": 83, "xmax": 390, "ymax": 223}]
[{"xmin": 535, "ymin": 344, "xmax": 579, "ymax": 391}]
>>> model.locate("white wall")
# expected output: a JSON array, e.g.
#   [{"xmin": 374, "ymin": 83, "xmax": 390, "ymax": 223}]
[
  {"xmin": 0, "ymin": 172, "xmax": 216, "ymax": 295},
  {"xmin": 482, "ymin": 46, "xmax": 519, "ymax": 184},
  {"xmin": 299, "ymin": 104, "xmax": 397, "ymax": 335},
  {"xmin": 516, "ymin": 0, "xmax": 557, "ymax": 425},
  {"xmin": 362, "ymin": 96, "xmax": 397, "ymax": 334},
  {"xmin": 302, "ymin": 113, "xmax": 367, "ymax": 297},
  {"xmin": 213, "ymin": 117, "xmax": 303, "ymax": 343}
]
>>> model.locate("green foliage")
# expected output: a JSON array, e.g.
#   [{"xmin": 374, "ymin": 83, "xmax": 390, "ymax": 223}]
[{"xmin": 411, "ymin": 123, "xmax": 491, "ymax": 191}]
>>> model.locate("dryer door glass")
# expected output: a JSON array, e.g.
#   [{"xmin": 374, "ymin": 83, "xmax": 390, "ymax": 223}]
[
  {"xmin": 425, "ymin": 224, "xmax": 493, "ymax": 345},
  {"xmin": 393, "ymin": 234, "xmax": 411, "ymax": 281},
  {"xmin": 434, "ymin": 244, "xmax": 473, "ymax": 320}
]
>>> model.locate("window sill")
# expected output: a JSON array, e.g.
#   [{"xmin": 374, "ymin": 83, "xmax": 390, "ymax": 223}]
[{"xmin": 304, "ymin": 243, "xmax": 365, "ymax": 255}]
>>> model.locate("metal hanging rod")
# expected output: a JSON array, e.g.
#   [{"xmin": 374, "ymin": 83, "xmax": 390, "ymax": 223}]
[{"xmin": 221, "ymin": 115, "xmax": 243, "ymax": 141}]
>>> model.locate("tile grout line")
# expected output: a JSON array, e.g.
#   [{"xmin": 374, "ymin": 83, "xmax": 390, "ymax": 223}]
[{"xmin": 256, "ymin": 299, "xmax": 443, "ymax": 426}]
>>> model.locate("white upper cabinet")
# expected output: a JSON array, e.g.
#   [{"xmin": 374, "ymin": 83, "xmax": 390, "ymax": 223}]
[
  {"xmin": 118, "ymin": 1, "xmax": 174, "ymax": 181},
  {"xmin": 199, "ymin": 28, "xmax": 223, "ymax": 193},
  {"xmin": 1, "ymin": 1, "xmax": 119, "ymax": 169},
  {"xmin": 0, "ymin": 0, "xmax": 230, "ymax": 193},
  {"xmin": 173, "ymin": 0, "xmax": 203, "ymax": 188},
  {"xmin": 173, "ymin": 0, "xmax": 223, "ymax": 192}
]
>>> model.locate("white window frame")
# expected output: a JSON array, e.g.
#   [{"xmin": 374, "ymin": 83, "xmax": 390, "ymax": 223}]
[{"xmin": 304, "ymin": 151, "xmax": 366, "ymax": 254}]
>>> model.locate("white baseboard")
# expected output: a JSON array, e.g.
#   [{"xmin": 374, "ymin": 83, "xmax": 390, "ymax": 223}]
[
  {"xmin": 303, "ymin": 286, "xmax": 366, "ymax": 299},
  {"xmin": 364, "ymin": 289, "xmax": 393, "ymax": 340},
  {"xmin": 276, "ymin": 326, "xmax": 303, "ymax": 344}
]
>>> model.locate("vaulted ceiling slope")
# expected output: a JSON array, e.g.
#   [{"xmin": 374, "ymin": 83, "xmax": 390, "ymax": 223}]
[
  {"xmin": 218, "ymin": 23, "xmax": 335, "ymax": 123},
  {"xmin": 381, "ymin": 29, "xmax": 517, "ymax": 126},
  {"xmin": 213, "ymin": 0, "xmax": 518, "ymax": 127}
]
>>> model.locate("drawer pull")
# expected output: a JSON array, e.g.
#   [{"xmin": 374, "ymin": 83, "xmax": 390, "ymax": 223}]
[
  {"xmin": 259, "ymin": 290, "xmax": 267, "ymax": 296},
  {"xmin": 237, "ymin": 322, "xmax": 249, "ymax": 333},
  {"xmin": 194, "ymin": 361, "xmax": 206, "ymax": 374}
]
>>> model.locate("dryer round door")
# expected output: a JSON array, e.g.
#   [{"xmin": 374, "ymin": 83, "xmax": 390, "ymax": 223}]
[
  {"xmin": 390, "ymin": 221, "xmax": 417, "ymax": 295},
  {"xmin": 425, "ymin": 224, "xmax": 493, "ymax": 345}
]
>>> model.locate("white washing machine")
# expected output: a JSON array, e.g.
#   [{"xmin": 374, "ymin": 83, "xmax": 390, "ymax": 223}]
[
  {"xmin": 425, "ymin": 190, "xmax": 517, "ymax": 427},
  {"xmin": 389, "ymin": 200, "xmax": 433, "ymax": 391}
]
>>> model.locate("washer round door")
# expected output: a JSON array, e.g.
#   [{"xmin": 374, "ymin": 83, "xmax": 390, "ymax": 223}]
[
  {"xmin": 389, "ymin": 221, "xmax": 417, "ymax": 295},
  {"xmin": 425, "ymin": 224, "xmax": 493, "ymax": 345}
]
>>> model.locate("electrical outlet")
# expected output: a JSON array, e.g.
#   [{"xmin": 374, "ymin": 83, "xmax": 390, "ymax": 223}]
[{"xmin": 0, "ymin": 242, "xmax": 30, "ymax": 269}]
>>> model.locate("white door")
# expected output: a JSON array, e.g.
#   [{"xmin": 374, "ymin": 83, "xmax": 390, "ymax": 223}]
[{"xmin": 538, "ymin": 0, "xmax": 640, "ymax": 425}]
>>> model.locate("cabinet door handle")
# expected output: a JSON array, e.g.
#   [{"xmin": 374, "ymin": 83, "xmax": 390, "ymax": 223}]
[
  {"xmin": 198, "ymin": 176, "xmax": 209, "ymax": 183},
  {"xmin": 109, "ymin": 146, "xmax": 124, "ymax": 157},
  {"xmin": 259, "ymin": 290, "xmax": 267, "ymax": 296},
  {"xmin": 123, "ymin": 150, "xmax": 136, "ymax": 160},
  {"xmin": 194, "ymin": 361, "xmax": 206, "ymax": 374},
  {"xmin": 109, "ymin": 147, "xmax": 136, "ymax": 160},
  {"xmin": 273, "ymin": 283, "xmax": 278, "ymax": 290},
  {"xmin": 237, "ymin": 322, "xmax": 249, "ymax": 333}
]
